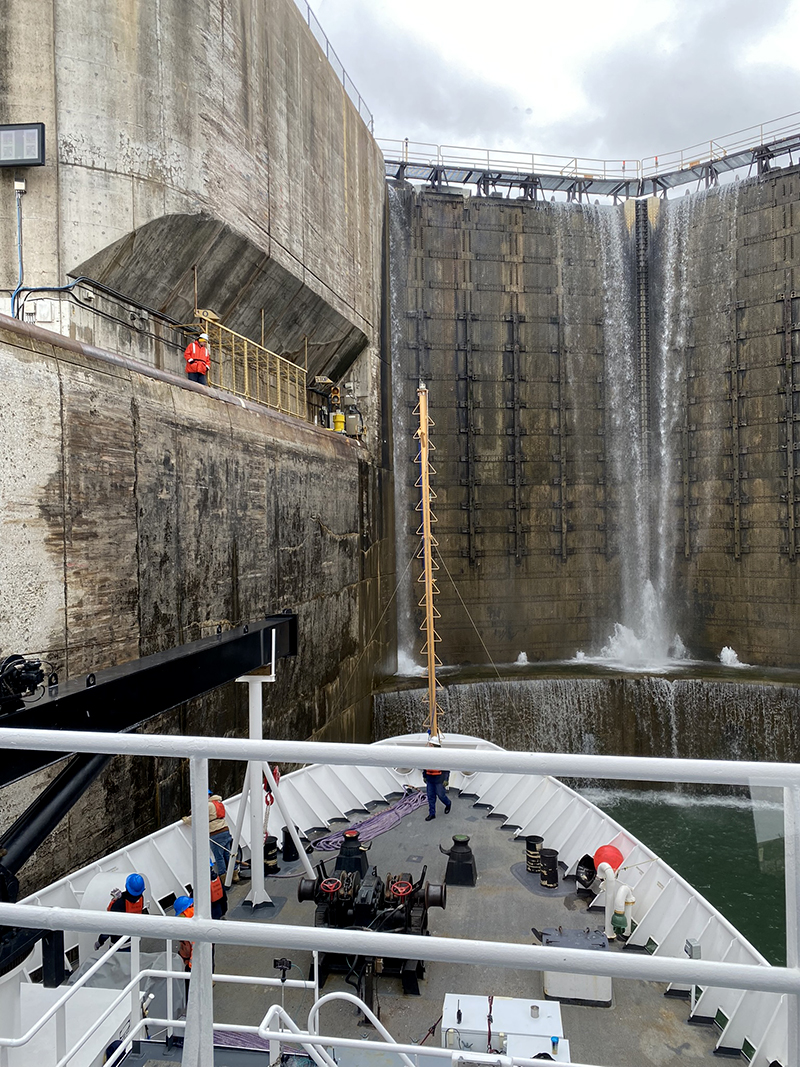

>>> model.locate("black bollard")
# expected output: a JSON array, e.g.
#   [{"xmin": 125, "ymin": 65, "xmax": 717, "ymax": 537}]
[
  {"xmin": 540, "ymin": 848, "xmax": 559, "ymax": 889},
  {"xmin": 334, "ymin": 829, "xmax": 369, "ymax": 877},
  {"xmin": 440, "ymin": 835, "xmax": 478, "ymax": 886},
  {"xmin": 525, "ymin": 835, "xmax": 544, "ymax": 874},
  {"xmin": 282, "ymin": 826, "xmax": 299, "ymax": 863},
  {"xmin": 264, "ymin": 835, "xmax": 281, "ymax": 875}
]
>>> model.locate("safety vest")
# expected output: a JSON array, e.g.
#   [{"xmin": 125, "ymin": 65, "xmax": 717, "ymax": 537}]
[
  {"xmin": 108, "ymin": 894, "xmax": 143, "ymax": 914},
  {"xmin": 425, "ymin": 768, "xmax": 443, "ymax": 776},
  {"xmin": 184, "ymin": 341, "xmax": 210, "ymax": 373},
  {"xmin": 211, "ymin": 799, "xmax": 226, "ymax": 821},
  {"xmin": 178, "ymin": 906, "xmax": 195, "ymax": 970},
  {"xmin": 210, "ymin": 874, "xmax": 223, "ymax": 902}
]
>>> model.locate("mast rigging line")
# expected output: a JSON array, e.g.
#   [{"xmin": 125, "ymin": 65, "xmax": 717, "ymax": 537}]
[
  {"xmin": 413, "ymin": 382, "xmax": 524, "ymax": 737},
  {"xmin": 414, "ymin": 384, "xmax": 444, "ymax": 740}
]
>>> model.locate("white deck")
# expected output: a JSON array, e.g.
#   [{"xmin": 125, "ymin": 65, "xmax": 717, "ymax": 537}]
[{"xmin": 0, "ymin": 729, "xmax": 792, "ymax": 1066}]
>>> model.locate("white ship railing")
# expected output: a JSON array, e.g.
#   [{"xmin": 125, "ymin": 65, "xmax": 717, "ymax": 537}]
[{"xmin": 0, "ymin": 727, "xmax": 798, "ymax": 1067}]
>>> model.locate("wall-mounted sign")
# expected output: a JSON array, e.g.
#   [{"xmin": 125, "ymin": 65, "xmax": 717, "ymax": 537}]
[{"xmin": 0, "ymin": 123, "xmax": 45, "ymax": 167}]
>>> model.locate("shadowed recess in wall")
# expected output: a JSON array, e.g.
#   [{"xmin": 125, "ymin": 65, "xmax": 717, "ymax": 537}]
[{"xmin": 71, "ymin": 213, "xmax": 368, "ymax": 381}]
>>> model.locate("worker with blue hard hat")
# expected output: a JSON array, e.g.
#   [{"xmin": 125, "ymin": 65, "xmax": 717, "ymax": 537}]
[
  {"xmin": 174, "ymin": 895, "xmax": 193, "ymax": 916},
  {"xmin": 174, "ymin": 895, "xmax": 195, "ymax": 971},
  {"xmin": 95, "ymin": 872, "xmax": 147, "ymax": 949}
]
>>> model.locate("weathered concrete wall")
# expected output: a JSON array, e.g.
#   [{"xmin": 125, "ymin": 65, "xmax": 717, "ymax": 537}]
[
  {"xmin": 0, "ymin": 0, "xmax": 385, "ymax": 431},
  {"xmin": 653, "ymin": 171, "xmax": 800, "ymax": 665},
  {"xmin": 390, "ymin": 186, "xmax": 622, "ymax": 663},
  {"xmin": 390, "ymin": 172, "xmax": 800, "ymax": 667},
  {"xmin": 0, "ymin": 316, "xmax": 394, "ymax": 889}
]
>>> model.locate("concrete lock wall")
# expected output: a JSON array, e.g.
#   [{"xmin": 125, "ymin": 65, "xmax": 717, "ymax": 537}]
[
  {"xmin": 390, "ymin": 171, "xmax": 800, "ymax": 668},
  {"xmin": 652, "ymin": 176, "xmax": 800, "ymax": 664},
  {"xmin": 0, "ymin": 0, "xmax": 385, "ymax": 434},
  {"xmin": 390, "ymin": 186, "xmax": 625, "ymax": 663},
  {"xmin": 0, "ymin": 0, "xmax": 392, "ymax": 889},
  {"xmin": 0, "ymin": 317, "xmax": 394, "ymax": 888}
]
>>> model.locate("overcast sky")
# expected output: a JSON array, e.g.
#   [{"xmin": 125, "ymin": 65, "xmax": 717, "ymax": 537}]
[{"xmin": 313, "ymin": 0, "xmax": 800, "ymax": 163}]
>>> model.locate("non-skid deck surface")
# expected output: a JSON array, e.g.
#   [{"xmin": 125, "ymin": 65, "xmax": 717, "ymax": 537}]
[{"xmin": 204, "ymin": 790, "xmax": 719, "ymax": 1067}]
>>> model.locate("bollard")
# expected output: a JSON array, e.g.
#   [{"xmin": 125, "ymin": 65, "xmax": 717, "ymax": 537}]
[
  {"xmin": 525, "ymin": 835, "xmax": 544, "ymax": 873},
  {"xmin": 264, "ymin": 835, "xmax": 280, "ymax": 875},
  {"xmin": 281, "ymin": 826, "xmax": 299, "ymax": 863},
  {"xmin": 334, "ymin": 829, "xmax": 369, "ymax": 877},
  {"xmin": 440, "ymin": 835, "xmax": 478, "ymax": 886},
  {"xmin": 540, "ymin": 848, "xmax": 559, "ymax": 889}
]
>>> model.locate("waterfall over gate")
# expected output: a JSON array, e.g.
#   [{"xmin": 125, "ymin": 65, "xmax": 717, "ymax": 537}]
[
  {"xmin": 386, "ymin": 172, "xmax": 798, "ymax": 667},
  {"xmin": 374, "ymin": 676, "xmax": 800, "ymax": 766}
]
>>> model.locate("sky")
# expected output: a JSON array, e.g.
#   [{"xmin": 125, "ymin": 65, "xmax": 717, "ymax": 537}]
[{"xmin": 313, "ymin": 0, "xmax": 800, "ymax": 164}]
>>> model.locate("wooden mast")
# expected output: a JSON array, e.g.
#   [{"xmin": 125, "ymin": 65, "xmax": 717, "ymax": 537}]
[{"xmin": 414, "ymin": 383, "xmax": 442, "ymax": 741}]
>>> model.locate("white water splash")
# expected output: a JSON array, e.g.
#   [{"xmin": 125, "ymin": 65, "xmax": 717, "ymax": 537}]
[
  {"xmin": 720, "ymin": 647, "xmax": 749, "ymax": 668},
  {"xmin": 388, "ymin": 186, "xmax": 418, "ymax": 669},
  {"xmin": 577, "ymin": 581, "xmax": 690, "ymax": 671},
  {"xmin": 514, "ymin": 652, "xmax": 529, "ymax": 666},
  {"xmin": 395, "ymin": 649, "xmax": 426, "ymax": 677}
]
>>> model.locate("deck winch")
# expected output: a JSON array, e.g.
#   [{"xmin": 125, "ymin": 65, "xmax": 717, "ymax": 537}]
[{"xmin": 298, "ymin": 839, "xmax": 446, "ymax": 999}]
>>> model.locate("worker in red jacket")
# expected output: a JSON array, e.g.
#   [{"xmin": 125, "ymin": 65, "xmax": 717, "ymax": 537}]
[{"xmin": 184, "ymin": 333, "xmax": 210, "ymax": 384}]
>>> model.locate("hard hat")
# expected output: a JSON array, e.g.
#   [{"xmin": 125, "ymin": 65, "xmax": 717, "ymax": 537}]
[
  {"xmin": 174, "ymin": 895, "xmax": 194, "ymax": 916},
  {"xmin": 199, "ymin": 333, "xmax": 209, "ymax": 341},
  {"xmin": 428, "ymin": 735, "xmax": 442, "ymax": 747},
  {"xmin": 125, "ymin": 873, "xmax": 145, "ymax": 897}
]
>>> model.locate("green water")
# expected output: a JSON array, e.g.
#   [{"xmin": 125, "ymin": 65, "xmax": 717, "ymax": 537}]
[{"xmin": 584, "ymin": 788, "xmax": 787, "ymax": 965}]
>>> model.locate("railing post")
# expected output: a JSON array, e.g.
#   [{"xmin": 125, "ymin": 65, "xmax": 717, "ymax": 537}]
[
  {"xmin": 238, "ymin": 675, "xmax": 272, "ymax": 906},
  {"xmin": 784, "ymin": 783, "xmax": 800, "ymax": 1065},
  {"xmin": 165, "ymin": 938, "xmax": 175, "ymax": 1040},
  {"xmin": 56, "ymin": 1003, "xmax": 66, "ymax": 1062},
  {"xmin": 181, "ymin": 756, "xmax": 214, "ymax": 1067},
  {"xmin": 130, "ymin": 935, "xmax": 141, "ymax": 1040},
  {"xmin": 244, "ymin": 339, "xmax": 250, "ymax": 399}
]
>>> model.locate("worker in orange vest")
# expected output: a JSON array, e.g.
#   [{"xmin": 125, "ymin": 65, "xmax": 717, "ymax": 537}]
[
  {"xmin": 210, "ymin": 859, "xmax": 228, "ymax": 920},
  {"xmin": 95, "ymin": 873, "xmax": 147, "ymax": 949},
  {"xmin": 184, "ymin": 333, "xmax": 210, "ymax": 384},
  {"xmin": 423, "ymin": 736, "xmax": 451, "ymax": 822},
  {"xmin": 174, "ymin": 895, "xmax": 194, "ymax": 971}
]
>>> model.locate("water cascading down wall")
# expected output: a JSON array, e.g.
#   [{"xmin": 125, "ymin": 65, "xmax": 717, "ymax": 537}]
[{"xmin": 388, "ymin": 168, "xmax": 800, "ymax": 668}]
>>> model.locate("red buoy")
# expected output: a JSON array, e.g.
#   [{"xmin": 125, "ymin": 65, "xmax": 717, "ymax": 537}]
[{"xmin": 593, "ymin": 845, "xmax": 623, "ymax": 871}]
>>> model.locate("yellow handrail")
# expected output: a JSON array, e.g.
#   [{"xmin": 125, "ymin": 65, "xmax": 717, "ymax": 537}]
[{"xmin": 194, "ymin": 312, "xmax": 307, "ymax": 420}]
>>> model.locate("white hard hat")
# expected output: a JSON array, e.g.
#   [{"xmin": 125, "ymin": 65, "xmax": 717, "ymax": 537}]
[
  {"xmin": 428, "ymin": 735, "xmax": 441, "ymax": 747},
  {"xmin": 199, "ymin": 333, "xmax": 209, "ymax": 341}
]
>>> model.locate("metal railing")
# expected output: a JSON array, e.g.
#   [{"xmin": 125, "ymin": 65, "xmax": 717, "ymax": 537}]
[
  {"xmin": 640, "ymin": 110, "xmax": 800, "ymax": 176},
  {"xmin": 1, "ymin": 728, "xmax": 799, "ymax": 1065},
  {"xmin": 379, "ymin": 138, "xmax": 637, "ymax": 181},
  {"xmin": 378, "ymin": 109, "xmax": 800, "ymax": 182},
  {"xmin": 195, "ymin": 313, "xmax": 307, "ymax": 419},
  {"xmin": 292, "ymin": 0, "xmax": 374, "ymax": 132}
]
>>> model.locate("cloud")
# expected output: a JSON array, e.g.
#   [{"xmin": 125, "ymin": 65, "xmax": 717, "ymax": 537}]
[
  {"xmin": 547, "ymin": 0, "xmax": 800, "ymax": 159},
  {"xmin": 315, "ymin": 0, "xmax": 800, "ymax": 161},
  {"xmin": 314, "ymin": 0, "xmax": 548, "ymax": 146}
]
